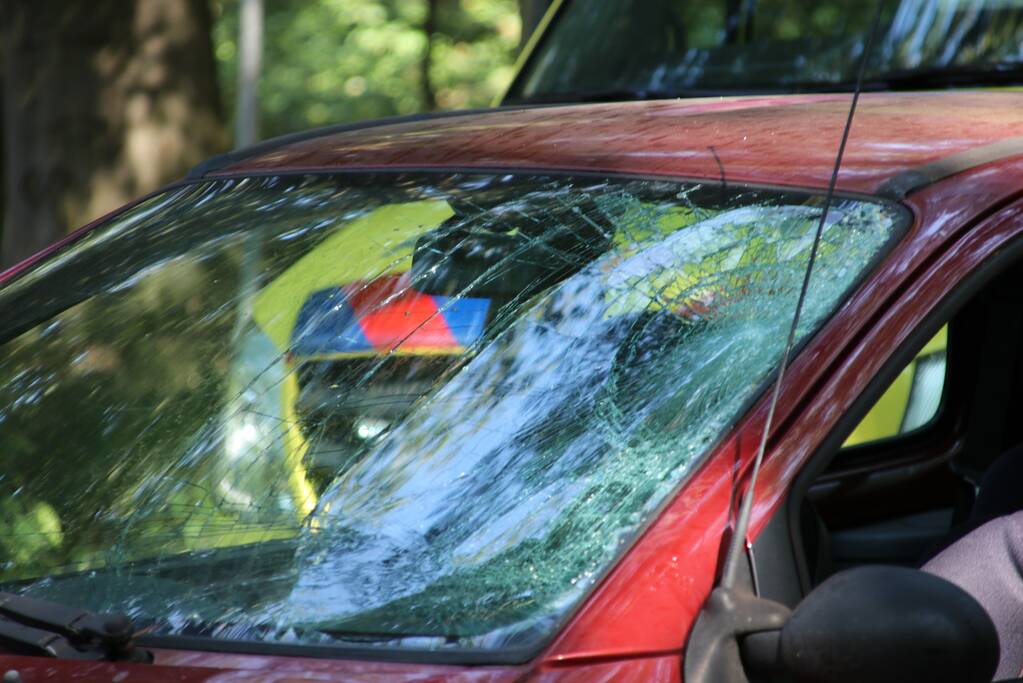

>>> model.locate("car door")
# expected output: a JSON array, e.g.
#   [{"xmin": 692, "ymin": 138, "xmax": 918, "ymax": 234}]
[{"xmin": 751, "ymin": 189, "xmax": 1023, "ymax": 609}]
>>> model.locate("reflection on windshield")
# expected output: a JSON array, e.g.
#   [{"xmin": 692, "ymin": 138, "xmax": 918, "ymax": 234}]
[
  {"xmin": 511, "ymin": 0, "xmax": 1023, "ymax": 101},
  {"xmin": 0, "ymin": 173, "xmax": 905, "ymax": 653}
]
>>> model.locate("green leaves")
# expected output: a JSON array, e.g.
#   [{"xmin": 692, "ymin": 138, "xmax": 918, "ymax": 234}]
[{"xmin": 212, "ymin": 0, "xmax": 521, "ymax": 141}]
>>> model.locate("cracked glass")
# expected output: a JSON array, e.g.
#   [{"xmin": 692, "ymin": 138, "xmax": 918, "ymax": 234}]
[{"xmin": 0, "ymin": 173, "xmax": 905, "ymax": 655}]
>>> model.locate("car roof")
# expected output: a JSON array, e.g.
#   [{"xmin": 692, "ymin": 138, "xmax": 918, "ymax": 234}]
[{"xmin": 198, "ymin": 92, "xmax": 1023, "ymax": 198}]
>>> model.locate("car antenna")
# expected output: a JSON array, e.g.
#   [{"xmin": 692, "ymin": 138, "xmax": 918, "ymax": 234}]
[{"xmin": 684, "ymin": 5, "xmax": 886, "ymax": 681}]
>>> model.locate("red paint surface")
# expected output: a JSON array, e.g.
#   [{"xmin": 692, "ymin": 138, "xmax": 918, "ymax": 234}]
[
  {"xmin": 0, "ymin": 651, "xmax": 681, "ymax": 682},
  {"xmin": 216, "ymin": 93, "xmax": 1023, "ymax": 198},
  {"xmin": 2, "ymin": 93, "xmax": 1023, "ymax": 681}
]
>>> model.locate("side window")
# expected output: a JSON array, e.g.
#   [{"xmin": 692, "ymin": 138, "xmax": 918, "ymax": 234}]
[{"xmin": 842, "ymin": 325, "xmax": 948, "ymax": 447}]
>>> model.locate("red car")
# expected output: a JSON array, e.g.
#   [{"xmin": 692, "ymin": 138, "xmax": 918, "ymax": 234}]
[{"xmin": 0, "ymin": 91, "xmax": 1020, "ymax": 682}]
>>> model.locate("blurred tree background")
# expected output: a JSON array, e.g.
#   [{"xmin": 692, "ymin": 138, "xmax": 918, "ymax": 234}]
[
  {"xmin": 0, "ymin": 0, "xmax": 550, "ymax": 267},
  {"xmin": 212, "ymin": 0, "xmax": 521, "ymax": 137}
]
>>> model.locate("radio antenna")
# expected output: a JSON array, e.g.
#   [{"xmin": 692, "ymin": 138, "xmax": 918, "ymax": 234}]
[
  {"xmin": 719, "ymin": 5, "xmax": 885, "ymax": 591},
  {"xmin": 685, "ymin": 8, "xmax": 887, "ymax": 682}
]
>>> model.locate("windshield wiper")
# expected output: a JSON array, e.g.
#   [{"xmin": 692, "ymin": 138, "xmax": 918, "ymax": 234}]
[
  {"xmin": 0, "ymin": 592, "xmax": 150, "ymax": 662},
  {"xmin": 861, "ymin": 63, "xmax": 1023, "ymax": 90},
  {"xmin": 512, "ymin": 63, "xmax": 1023, "ymax": 105}
]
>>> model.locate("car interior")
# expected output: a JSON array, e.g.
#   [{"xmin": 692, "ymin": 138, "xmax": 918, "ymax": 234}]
[{"xmin": 753, "ymin": 245, "xmax": 1023, "ymax": 609}]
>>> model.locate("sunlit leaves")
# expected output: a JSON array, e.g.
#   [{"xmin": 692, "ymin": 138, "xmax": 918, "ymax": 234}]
[{"xmin": 211, "ymin": 0, "xmax": 521, "ymax": 140}]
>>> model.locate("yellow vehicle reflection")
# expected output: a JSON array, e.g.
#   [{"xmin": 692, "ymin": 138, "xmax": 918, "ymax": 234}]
[
  {"xmin": 254, "ymin": 196, "xmax": 918, "ymax": 487},
  {"xmin": 253, "ymin": 201, "xmax": 460, "ymax": 502},
  {"xmin": 843, "ymin": 325, "xmax": 947, "ymax": 447}
]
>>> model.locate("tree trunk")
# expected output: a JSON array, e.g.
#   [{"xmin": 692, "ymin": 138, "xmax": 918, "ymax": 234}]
[
  {"xmin": 518, "ymin": 0, "xmax": 553, "ymax": 48},
  {"xmin": 0, "ymin": 0, "xmax": 226, "ymax": 267},
  {"xmin": 235, "ymin": 0, "xmax": 263, "ymax": 148},
  {"xmin": 422, "ymin": 0, "xmax": 438, "ymax": 111}
]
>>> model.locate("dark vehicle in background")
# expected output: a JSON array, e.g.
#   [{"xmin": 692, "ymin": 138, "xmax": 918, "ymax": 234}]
[{"xmin": 503, "ymin": 0, "xmax": 1023, "ymax": 104}]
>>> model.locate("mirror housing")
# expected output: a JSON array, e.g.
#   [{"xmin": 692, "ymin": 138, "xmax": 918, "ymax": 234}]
[{"xmin": 741, "ymin": 565, "xmax": 999, "ymax": 683}]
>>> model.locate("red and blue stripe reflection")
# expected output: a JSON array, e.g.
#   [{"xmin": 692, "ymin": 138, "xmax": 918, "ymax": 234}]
[{"xmin": 290, "ymin": 275, "xmax": 491, "ymax": 358}]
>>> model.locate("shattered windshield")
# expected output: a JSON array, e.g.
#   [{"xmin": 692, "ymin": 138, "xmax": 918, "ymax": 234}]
[
  {"xmin": 0, "ymin": 173, "xmax": 905, "ymax": 655},
  {"xmin": 508, "ymin": 0, "xmax": 1023, "ymax": 103}
]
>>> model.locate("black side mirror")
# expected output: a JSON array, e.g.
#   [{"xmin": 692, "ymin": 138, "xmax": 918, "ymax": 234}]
[{"xmin": 743, "ymin": 565, "xmax": 999, "ymax": 683}]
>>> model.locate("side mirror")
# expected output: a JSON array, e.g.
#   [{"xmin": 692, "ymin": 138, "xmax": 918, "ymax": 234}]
[{"xmin": 742, "ymin": 565, "xmax": 999, "ymax": 683}]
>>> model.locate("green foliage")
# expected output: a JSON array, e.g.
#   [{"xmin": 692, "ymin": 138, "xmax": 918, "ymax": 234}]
[
  {"xmin": 430, "ymin": 0, "xmax": 521, "ymax": 109},
  {"xmin": 211, "ymin": 0, "xmax": 521, "ymax": 141}
]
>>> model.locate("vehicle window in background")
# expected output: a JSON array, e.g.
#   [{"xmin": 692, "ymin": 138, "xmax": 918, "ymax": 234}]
[
  {"xmin": 508, "ymin": 0, "xmax": 1023, "ymax": 102},
  {"xmin": 842, "ymin": 325, "xmax": 947, "ymax": 447},
  {"xmin": 0, "ymin": 173, "xmax": 905, "ymax": 654}
]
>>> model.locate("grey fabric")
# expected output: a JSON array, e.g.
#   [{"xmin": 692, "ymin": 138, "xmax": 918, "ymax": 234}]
[
  {"xmin": 921, "ymin": 447, "xmax": 1023, "ymax": 564},
  {"xmin": 924, "ymin": 511, "xmax": 1023, "ymax": 679}
]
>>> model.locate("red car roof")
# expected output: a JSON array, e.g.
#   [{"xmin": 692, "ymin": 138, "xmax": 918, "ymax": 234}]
[{"xmin": 214, "ymin": 92, "xmax": 1023, "ymax": 196}]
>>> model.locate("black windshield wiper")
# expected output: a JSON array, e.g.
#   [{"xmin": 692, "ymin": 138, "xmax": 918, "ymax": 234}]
[
  {"xmin": 511, "ymin": 63, "xmax": 1023, "ymax": 106},
  {"xmin": 0, "ymin": 592, "xmax": 150, "ymax": 662},
  {"xmin": 861, "ymin": 63, "xmax": 1023, "ymax": 90}
]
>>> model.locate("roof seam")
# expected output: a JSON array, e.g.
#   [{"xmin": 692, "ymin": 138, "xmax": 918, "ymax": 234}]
[{"xmin": 877, "ymin": 136, "xmax": 1023, "ymax": 199}]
